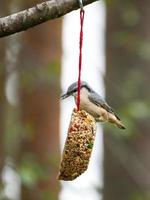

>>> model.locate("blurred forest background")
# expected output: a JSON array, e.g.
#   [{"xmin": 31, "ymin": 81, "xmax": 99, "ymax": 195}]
[{"xmin": 0, "ymin": 0, "xmax": 150, "ymax": 200}]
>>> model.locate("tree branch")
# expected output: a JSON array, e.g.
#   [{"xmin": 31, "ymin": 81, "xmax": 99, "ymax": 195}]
[{"xmin": 0, "ymin": 0, "xmax": 99, "ymax": 38}]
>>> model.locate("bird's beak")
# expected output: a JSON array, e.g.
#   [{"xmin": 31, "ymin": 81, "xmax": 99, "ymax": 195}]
[{"xmin": 60, "ymin": 93, "xmax": 70, "ymax": 100}]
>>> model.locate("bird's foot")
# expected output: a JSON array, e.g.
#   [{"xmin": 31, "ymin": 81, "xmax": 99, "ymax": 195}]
[{"xmin": 95, "ymin": 116, "xmax": 106, "ymax": 122}]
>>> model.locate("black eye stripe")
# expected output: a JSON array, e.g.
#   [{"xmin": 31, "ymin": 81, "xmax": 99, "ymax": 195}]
[{"xmin": 67, "ymin": 82, "xmax": 91, "ymax": 94}]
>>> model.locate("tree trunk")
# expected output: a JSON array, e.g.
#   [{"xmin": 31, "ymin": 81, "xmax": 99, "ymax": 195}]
[
  {"xmin": 104, "ymin": 0, "xmax": 150, "ymax": 200},
  {"xmin": 0, "ymin": 0, "xmax": 9, "ymax": 191},
  {"xmin": 16, "ymin": 1, "xmax": 62, "ymax": 198}
]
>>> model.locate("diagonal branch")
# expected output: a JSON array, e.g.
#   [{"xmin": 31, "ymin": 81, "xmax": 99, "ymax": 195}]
[{"xmin": 0, "ymin": 0, "xmax": 98, "ymax": 38}]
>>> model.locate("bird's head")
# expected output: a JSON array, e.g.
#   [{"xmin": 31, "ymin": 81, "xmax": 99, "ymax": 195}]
[{"xmin": 61, "ymin": 81, "xmax": 93, "ymax": 100}]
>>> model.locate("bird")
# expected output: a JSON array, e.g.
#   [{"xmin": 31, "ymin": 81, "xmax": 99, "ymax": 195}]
[{"xmin": 61, "ymin": 81, "xmax": 125, "ymax": 129}]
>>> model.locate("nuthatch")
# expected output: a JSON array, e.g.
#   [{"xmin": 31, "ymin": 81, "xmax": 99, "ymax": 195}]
[{"xmin": 61, "ymin": 81, "xmax": 125, "ymax": 129}]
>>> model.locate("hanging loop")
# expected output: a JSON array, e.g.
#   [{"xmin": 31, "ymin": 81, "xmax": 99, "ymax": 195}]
[
  {"xmin": 77, "ymin": 4, "xmax": 85, "ymax": 111},
  {"xmin": 78, "ymin": 0, "xmax": 84, "ymax": 10}
]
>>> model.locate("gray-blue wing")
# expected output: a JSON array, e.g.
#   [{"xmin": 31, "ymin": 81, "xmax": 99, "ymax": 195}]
[{"xmin": 88, "ymin": 92, "xmax": 120, "ymax": 120}]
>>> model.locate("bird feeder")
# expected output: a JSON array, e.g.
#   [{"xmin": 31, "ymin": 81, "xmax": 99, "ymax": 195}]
[{"xmin": 58, "ymin": 108, "xmax": 96, "ymax": 181}]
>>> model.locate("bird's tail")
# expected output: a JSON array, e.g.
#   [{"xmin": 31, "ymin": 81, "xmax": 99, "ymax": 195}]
[
  {"xmin": 116, "ymin": 120, "xmax": 125, "ymax": 130},
  {"xmin": 107, "ymin": 112, "xmax": 125, "ymax": 130}
]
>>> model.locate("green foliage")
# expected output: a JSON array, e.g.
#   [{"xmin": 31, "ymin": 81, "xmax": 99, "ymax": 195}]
[
  {"xmin": 42, "ymin": 190, "xmax": 58, "ymax": 200},
  {"xmin": 121, "ymin": 8, "xmax": 140, "ymax": 27},
  {"xmin": 20, "ymin": 60, "xmax": 60, "ymax": 91},
  {"xmin": 17, "ymin": 155, "xmax": 47, "ymax": 188},
  {"xmin": 130, "ymin": 192, "xmax": 150, "ymax": 200},
  {"xmin": 126, "ymin": 101, "xmax": 150, "ymax": 119}
]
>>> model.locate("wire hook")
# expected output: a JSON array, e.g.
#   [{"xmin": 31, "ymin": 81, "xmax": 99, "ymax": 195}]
[{"xmin": 78, "ymin": 0, "xmax": 84, "ymax": 10}]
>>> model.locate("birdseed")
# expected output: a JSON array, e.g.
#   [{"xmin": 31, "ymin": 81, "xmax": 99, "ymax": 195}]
[{"xmin": 58, "ymin": 108, "xmax": 96, "ymax": 181}]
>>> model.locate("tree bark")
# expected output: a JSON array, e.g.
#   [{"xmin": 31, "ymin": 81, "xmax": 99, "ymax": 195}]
[
  {"xmin": 0, "ymin": 0, "xmax": 9, "ymax": 191},
  {"xmin": 0, "ymin": 0, "xmax": 98, "ymax": 38},
  {"xmin": 16, "ymin": 15, "xmax": 62, "ymax": 200},
  {"xmin": 0, "ymin": 39, "xmax": 6, "ymax": 192},
  {"xmin": 104, "ymin": 0, "xmax": 150, "ymax": 200}
]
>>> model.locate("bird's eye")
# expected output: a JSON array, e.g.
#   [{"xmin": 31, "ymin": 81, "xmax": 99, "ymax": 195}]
[{"xmin": 72, "ymin": 89, "xmax": 77, "ymax": 93}]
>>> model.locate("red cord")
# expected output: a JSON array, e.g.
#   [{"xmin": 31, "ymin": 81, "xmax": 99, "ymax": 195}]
[{"xmin": 77, "ymin": 9, "xmax": 85, "ymax": 111}]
